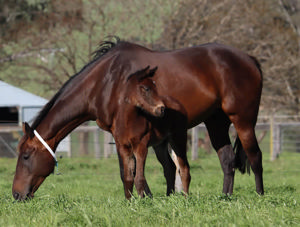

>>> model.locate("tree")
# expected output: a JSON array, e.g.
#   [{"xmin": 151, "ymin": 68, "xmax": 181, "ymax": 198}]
[
  {"xmin": 0, "ymin": 0, "xmax": 84, "ymax": 95},
  {"xmin": 160, "ymin": 0, "xmax": 300, "ymax": 115},
  {"xmin": 0, "ymin": 0, "xmax": 174, "ymax": 96},
  {"xmin": 0, "ymin": 0, "xmax": 175, "ymax": 156},
  {"xmin": 1, "ymin": 0, "xmax": 299, "ymax": 115}
]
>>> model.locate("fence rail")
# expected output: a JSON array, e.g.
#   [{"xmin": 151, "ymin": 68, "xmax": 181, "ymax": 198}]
[
  {"xmin": 190, "ymin": 121, "xmax": 300, "ymax": 161},
  {"xmin": 0, "ymin": 116, "xmax": 299, "ymax": 160}
]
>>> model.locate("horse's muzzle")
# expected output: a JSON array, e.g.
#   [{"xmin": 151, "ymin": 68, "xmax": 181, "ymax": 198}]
[
  {"xmin": 12, "ymin": 190, "xmax": 33, "ymax": 201},
  {"xmin": 155, "ymin": 105, "xmax": 165, "ymax": 117}
]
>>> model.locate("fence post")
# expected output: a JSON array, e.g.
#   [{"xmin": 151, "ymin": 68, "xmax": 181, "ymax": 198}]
[
  {"xmin": 270, "ymin": 116, "xmax": 273, "ymax": 160},
  {"xmin": 104, "ymin": 132, "xmax": 112, "ymax": 158},
  {"xmin": 191, "ymin": 126, "xmax": 198, "ymax": 160},
  {"xmin": 270, "ymin": 116, "xmax": 281, "ymax": 161},
  {"xmin": 66, "ymin": 135, "xmax": 71, "ymax": 158},
  {"xmin": 94, "ymin": 129, "xmax": 101, "ymax": 159}
]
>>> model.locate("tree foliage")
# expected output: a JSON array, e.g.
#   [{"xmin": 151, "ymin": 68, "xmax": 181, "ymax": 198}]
[
  {"xmin": 161, "ymin": 0, "xmax": 300, "ymax": 114},
  {"xmin": 0, "ymin": 0, "xmax": 299, "ymax": 114}
]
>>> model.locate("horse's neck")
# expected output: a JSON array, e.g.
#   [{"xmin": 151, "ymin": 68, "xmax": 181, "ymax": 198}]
[
  {"xmin": 35, "ymin": 89, "xmax": 93, "ymax": 148},
  {"xmin": 35, "ymin": 55, "xmax": 128, "ymax": 146}
]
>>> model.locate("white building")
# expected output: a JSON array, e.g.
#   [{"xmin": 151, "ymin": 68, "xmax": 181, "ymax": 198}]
[
  {"xmin": 0, "ymin": 80, "xmax": 47, "ymax": 125},
  {"xmin": 0, "ymin": 81, "xmax": 70, "ymax": 156}
]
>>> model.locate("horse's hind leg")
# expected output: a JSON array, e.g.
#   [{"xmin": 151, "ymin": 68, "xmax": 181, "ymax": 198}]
[
  {"xmin": 204, "ymin": 110, "xmax": 235, "ymax": 195},
  {"xmin": 169, "ymin": 130, "xmax": 191, "ymax": 194},
  {"xmin": 153, "ymin": 140, "xmax": 176, "ymax": 195},
  {"xmin": 229, "ymin": 114, "xmax": 264, "ymax": 194}
]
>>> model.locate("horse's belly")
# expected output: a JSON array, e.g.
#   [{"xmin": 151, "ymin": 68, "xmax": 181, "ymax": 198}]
[{"xmin": 183, "ymin": 94, "xmax": 219, "ymax": 128}]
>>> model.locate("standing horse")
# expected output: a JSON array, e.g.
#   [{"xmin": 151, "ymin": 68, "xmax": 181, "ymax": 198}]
[
  {"xmin": 113, "ymin": 66, "xmax": 189, "ymax": 198},
  {"xmin": 13, "ymin": 38, "xmax": 264, "ymax": 200},
  {"xmin": 12, "ymin": 64, "xmax": 189, "ymax": 200}
]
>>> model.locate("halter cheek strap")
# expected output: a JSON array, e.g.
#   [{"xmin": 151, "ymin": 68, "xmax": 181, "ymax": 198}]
[{"xmin": 33, "ymin": 130, "xmax": 58, "ymax": 167}]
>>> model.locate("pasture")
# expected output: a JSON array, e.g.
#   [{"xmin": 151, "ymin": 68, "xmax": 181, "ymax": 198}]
[{"xmin": 0, "ymin": 151, "xmax": 299, "ymax": 226}]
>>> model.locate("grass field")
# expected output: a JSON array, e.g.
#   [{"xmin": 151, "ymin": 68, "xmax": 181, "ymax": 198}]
[{"xmin": 0, "ymin": 151, "xmax": 299, "ymax": 226}]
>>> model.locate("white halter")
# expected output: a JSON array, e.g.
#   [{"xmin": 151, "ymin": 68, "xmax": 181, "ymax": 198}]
[{"xmin": 33, "ymin": 130, "xmax": 58, "ymax": 166}]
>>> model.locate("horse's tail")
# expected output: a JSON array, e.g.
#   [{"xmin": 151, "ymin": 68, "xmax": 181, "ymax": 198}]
[{"xmin": 233, "ymin": 136, "xmax": 250, "ymax": 174}]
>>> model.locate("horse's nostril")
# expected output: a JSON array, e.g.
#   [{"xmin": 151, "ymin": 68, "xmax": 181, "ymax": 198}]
[
  {"xmin": 155, "ymin": 105, "xmax": 165, "ymax": 117},
  {"xmin": 13, "ymin": 191, "xmax": 20, "ymax": 200}
]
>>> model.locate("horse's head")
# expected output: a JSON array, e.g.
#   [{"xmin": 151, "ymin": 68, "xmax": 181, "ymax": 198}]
[
  {"xmin": 126, "ymin": 66, "xmax": 165, "ymax": 117},
  {"xmin": 12, "ymin": 123, "xmax": 56, "ymax": 201}
]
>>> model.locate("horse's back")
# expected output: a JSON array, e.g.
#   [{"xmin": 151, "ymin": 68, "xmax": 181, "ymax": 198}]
[
  {"xmin": 112, "ymin": 42, "xmax": 262, "ymax": 126},
  {"xmin": 149, "ymin": 43, "xmax": 262, "ymax": 126}
]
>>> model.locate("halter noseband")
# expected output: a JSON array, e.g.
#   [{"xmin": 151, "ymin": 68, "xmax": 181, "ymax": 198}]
[{"xmin": 33, "ymin": 130, "xmax": 58, "ymax": 167}]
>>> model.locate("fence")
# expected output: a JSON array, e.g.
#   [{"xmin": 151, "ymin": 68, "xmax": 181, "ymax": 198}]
[
  {"xmin": 190, "ymin": 120, "xmax": 300, "ymax": 161},
  {"xmin": 190, "ymin": 123, "xmax": 269, "ymax": 160},
  {"xmin": 0, "ymin": 125, "xmax": 116, "ymax": 159},
  {"xmin": 0, "ymin": 116, "xmax": 299, "ymax": 160}
]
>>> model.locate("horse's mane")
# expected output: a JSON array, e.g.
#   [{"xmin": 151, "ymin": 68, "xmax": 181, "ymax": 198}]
[{"xmin": 31, "ymin": 36, "xmax": 121, "ymax": 129}]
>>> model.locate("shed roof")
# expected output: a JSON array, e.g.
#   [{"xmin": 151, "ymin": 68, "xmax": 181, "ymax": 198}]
[{"xmin": 0, "ymin": 80, "xmax": 47, "ymax": 107}]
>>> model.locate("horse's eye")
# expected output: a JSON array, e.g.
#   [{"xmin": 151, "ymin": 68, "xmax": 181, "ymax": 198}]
[
  {"xmin": 23, "ymin": 153, "xmax": 30, "ymax": 160},
  {"xmin": 141, "ymin": 86, "xmax": 150, "ymax": 92}
]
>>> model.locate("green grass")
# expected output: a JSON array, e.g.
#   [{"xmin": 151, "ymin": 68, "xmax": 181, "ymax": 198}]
[{"xmin": 0, "ymin": 152, "xmax": 299, "ymax": 226}]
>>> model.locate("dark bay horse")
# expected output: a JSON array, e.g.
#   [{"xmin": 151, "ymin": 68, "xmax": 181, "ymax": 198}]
[
  {"xmin": 113, "ymin": 66, "xmax": 190, "ymax": 198},
  {"xmin": 12, "ymin": 38, "xmax": 263, "ymax": 200},
  {"xmin": 12, "ymin": 64, "xmax": 190, "ymax": 200}
]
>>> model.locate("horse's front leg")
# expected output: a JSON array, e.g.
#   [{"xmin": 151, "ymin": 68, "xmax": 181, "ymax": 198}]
[
  {"xmin": 133, "ymin": 135, "xmax": 151, "ymax": 198},
  {"xmin": 116, "ymin": 143, "xmax": 135, "ymax": 199}
]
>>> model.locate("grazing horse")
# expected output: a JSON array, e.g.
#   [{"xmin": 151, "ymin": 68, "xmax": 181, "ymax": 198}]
[
  {"xmin": 12, "ymin": 37, "xmax": 264, "ymax": 200},
  {"xmin": 12, "ymin": 64, "xmax": 189, "ymax": 200}
]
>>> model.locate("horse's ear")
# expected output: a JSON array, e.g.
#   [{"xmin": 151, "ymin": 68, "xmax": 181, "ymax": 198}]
[
  {"xmin": 127, "ymin": 66, "xmax": 158, "ymax": 82},
  {"xmin": 137, "ymin": 66, "xmax": 158, "ymax": 81},
  {"xmin": 143, "ymin": 65, "xmax": 150, "ymax": 72},
  {"xmin": 127, "ymin": 66, "xmax": 150, "ymax": 82},
  {"xmin": 147, "ymin": 66, "xmax": 158, "ymax": 78},
  {"xmin": 22, "ymin": 122, "xmax": 34, "ymax": 139}
]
